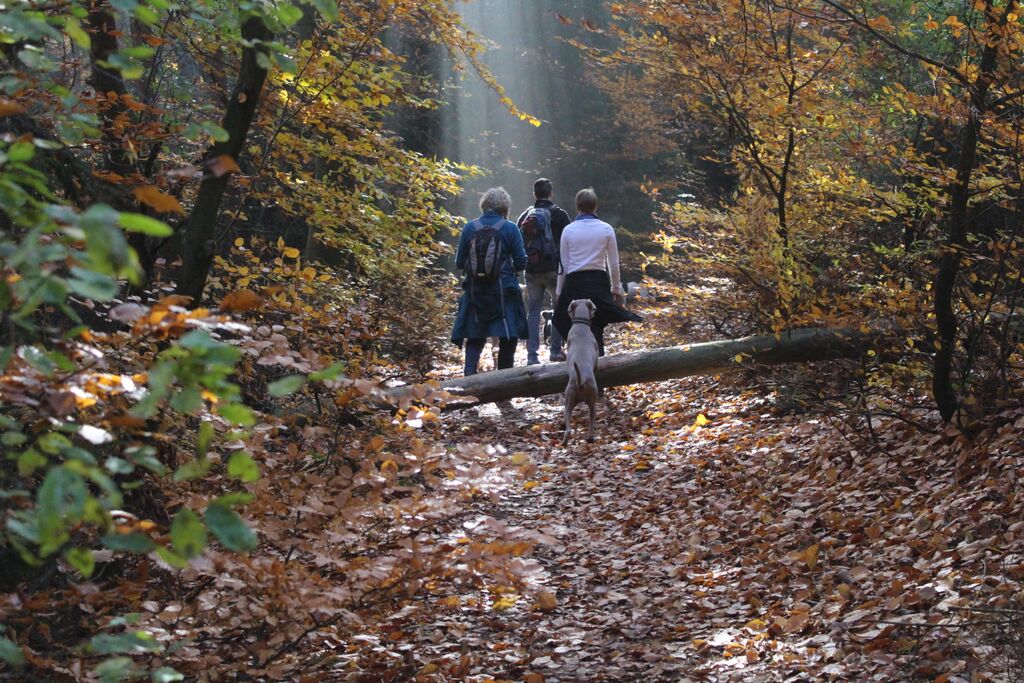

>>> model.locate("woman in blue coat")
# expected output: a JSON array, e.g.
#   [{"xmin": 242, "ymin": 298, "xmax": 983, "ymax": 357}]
[{"xmin": 452, "ymin": 187, "xmax": 528, "ymax": 376}]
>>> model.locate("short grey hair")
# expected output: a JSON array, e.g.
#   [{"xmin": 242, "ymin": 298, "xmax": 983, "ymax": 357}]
[
  {"xmin": 479, "ymin": 187, "xmax": 511, "ymax": 217},
  {"xmin": 576, "ymin": 187, "xmax": 598, "ymax": 213}
]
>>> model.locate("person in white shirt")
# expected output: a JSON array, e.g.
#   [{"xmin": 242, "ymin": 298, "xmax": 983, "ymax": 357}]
[{"xmin": 553, "ymin": 188, "xmax": 642, "ymax": 356}]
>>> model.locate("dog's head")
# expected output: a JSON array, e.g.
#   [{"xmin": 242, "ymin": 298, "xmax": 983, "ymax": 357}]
[{"xmin": 568, "ymin": 299, "xmax": 596, "ymax": 322}]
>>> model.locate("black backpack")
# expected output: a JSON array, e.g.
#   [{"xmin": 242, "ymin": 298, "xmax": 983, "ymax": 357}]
[
  {"xmin": 520, "ymin": 207, "xmax": 557, "ymax": 273},
  {"xmin": 466, "ymin": 220, "xmax": 504, "ymax": 282}
]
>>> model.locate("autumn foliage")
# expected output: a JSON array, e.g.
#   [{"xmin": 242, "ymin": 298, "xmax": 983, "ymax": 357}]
[{"xmin": 4, "ymin": 0, "xmax": 1024, "ymax": 681}]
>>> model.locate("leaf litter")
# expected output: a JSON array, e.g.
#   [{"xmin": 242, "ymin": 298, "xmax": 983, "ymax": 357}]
[{"xmin": 336, "ymin": 306, "xmax": 1024, "ymax": 682}]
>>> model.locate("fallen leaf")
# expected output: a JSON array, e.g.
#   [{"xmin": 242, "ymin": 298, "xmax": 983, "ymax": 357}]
[{"xmin": 133, "ymin": 185, "xmax": 185, "ymax": 215}]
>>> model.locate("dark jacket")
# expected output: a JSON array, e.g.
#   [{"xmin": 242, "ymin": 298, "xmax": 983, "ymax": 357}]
[
  {"xmin": 451, "ymin": 211, "xmax": 529, "ymax": 345},
  {"xmin": 516, "ymin": 199, "xmax": 572, "ymax": 273}
]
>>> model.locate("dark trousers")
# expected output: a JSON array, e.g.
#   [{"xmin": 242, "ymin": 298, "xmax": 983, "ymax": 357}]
[{"xmin": 464, "ymin": 338, "xmax": 517, "ymax": 376}]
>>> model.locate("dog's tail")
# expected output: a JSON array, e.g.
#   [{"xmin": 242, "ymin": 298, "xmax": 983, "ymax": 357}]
[{"xmin": 573, "ymin": 362, "xmax": 582, "ymax": 386}]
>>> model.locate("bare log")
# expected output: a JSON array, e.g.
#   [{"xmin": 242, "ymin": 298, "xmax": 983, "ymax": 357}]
[{"xmin": 390, "ymin": 327, "xmax": 882, "ymax": 409}]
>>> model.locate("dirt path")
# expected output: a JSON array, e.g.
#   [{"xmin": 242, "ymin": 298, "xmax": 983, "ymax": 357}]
[
  {"xmin": 391, "ymin": 353, "xmax": 1020, "ymax": 683},
  {"xmin": 406, "ymin": 375, "xmax": 794, "ymax": 682}
]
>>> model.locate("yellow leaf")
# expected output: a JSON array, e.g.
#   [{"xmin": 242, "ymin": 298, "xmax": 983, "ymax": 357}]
[
  {"xmin": 492, "ymin": 594, "xmax": 519, "ymax": 611},
  {"xmin": 694, "ymin": 414, "xmax": 709, "ymax": 427},
  {"xmin": 510, "ymin": 452, "xmax": 530, "ymax": 465},
  {"xmin": 218, "ymin": 288, "xmax": 264, "ymax": 312},
  {"xmin": 523, "ymin": 481, "xmax": 539, "ymax": 490},
  {"xmin": 234, "ymin": 237, "xmax": 245, "ymax": 247},
  {"xmin": 282, "ymin": 247, "xmax": 301, "ymax": 259},
  {"xmin": 804, "ymin": 543, "xmax": 819, "ymax": 571},
  {"xmin": 133, "ymin": 185, "xmax": 185, "ymax": 215}
]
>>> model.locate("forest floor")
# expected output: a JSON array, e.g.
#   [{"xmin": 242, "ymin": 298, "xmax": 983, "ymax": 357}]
[{"xmin": 339, "ymin": 301, "xmax": 1024, "ymax": 682}]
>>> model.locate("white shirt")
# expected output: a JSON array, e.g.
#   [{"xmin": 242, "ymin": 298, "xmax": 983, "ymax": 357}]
[{"xmin": 557, "ymin": 215, "xmax": 623, "ymax": 295}]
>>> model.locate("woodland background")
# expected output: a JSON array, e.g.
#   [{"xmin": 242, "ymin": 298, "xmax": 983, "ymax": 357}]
[{"xmin": 3, "ymin": 0, "xmax": 1024, "ymax": 681}]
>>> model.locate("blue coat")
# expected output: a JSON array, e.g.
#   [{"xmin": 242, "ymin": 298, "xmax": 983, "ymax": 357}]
[{"xmin": 451, "ymin": 211, "xmax": 529, "ymax": 345}]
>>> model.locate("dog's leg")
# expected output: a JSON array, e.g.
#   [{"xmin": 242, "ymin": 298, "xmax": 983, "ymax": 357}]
[
  {"xmin": 586, "ymin": 399, "xmax": 596, "ymax": 443},
  {"xmin": 562, "ymin": 393, "xmax": 573, "ymax": 446}
]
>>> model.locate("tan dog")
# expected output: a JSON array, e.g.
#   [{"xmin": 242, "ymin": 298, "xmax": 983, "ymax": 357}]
[{"xmin": 562, "ymin": 299, "xmax": 600, "ymax": 445}]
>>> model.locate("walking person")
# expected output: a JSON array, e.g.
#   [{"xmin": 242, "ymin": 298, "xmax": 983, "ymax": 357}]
[
  {"xmin": 553, "ymin": 188, "xmax": 642, "ymax": 356},
  {"xmin": 452, "ymin": 187, "xmax": 529, "ymax": 376},
  {"xmin": 516, "ymin": 178, "xmax": 571, "ymax": 364}
]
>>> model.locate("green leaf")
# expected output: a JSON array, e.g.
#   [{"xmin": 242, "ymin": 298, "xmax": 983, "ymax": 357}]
[
  {"xmin": 126, "ymin": 446, "xmax": 167, "ymax": 476},
  {"xmin": 8, "ymin": 141, "xmax": 35, "ymax": 163},
  {"xmin": 200, "ymin": 121, "xmax": 230, "ymax": 143},
  {"xmin": 213, "ymin": 492, "xmax": 253, "ymax": 508},
  {"xmin": 271, "ymin": 52, "xmax": 297, "ymax": 74},
  {"xmin": 134, "ymin": 4, "xmax": 159, "ymax": 24},
  {"xmin": 309, "ymin": 361, "xmax": 345, "ymax": 382},
  {"xmin": 2, "ymin": 431, "xmax": 28, "ymax": 446},
  {"xmin": 38, "ymin": 431, "xmax": 72, "ymax": 454},
  {"xmin": 172, "ymin": 457, "xmax": 210, "ymax": 482},
  {"xmin": 205, "ymin": 503, "xmax": 257, "ymax": 551},
  {"xmin": 64, "ymin": 17, "xmax": 91, "ymax": 48},
  {"xmin": 311, "ymin": 0, "xmax": 340, "ymax": 21},
  {"xmin": 275, "ymin": 2, "xmax": 304, "ymax": 26},
  {"xmin": 18, "ymin": 345, "xmax": 57, "ymax": 374},
  {"xmin": 17, "ymin": 449, "xmax": 47, "ymax": 476},
  {"xmin": 101, "ymin": 532, "xmax": 155, "ymax": 553},
  {"xmin": 18, "ymin": 46, "xmax": 55, "ymax": 70},
  {"xmin": 227, "ymin": 451, "xmax": 259, "ymax": 482},
  {"xmin": 37, "ymin": 467, "xmax": 88, "ymax": 554},
  {"xmin": 0, "ymin": 636, "xmax": 25, "ymax": 667},
  {"xmin": 196, "ymin": 420, "xmax": 214, "ymax": 458},
  {"xmin": 95, "ymin": 656, "xmax": 136, "ymax": 683},
  {"xmin": 120, "ymin": 46, "xmax": 155, "ymax": 59},
  {"xmin": 217, "ymin": 403, "xmax": 255, "ymax": 426},
  {"xmin": 118, "ymin": 212, "xmax": 172, "ymax": 236},
  {"xmin": 170, "ymin": 386, "xmax": 202, "ymax": 413},
  {"xmin": 89, "ymin": 630, "xmax": 163, "ymax": 655},
  {"xmin": 155, "ymin": 545, "xmax": 188, "ymax": 568},
  {"xmin": 268, "ymin": 374, "xmax": 305, "ymax": 397},
  {"xmin": 65, "ymin": 546, "xmax": 95, "ymax": 577},
  {"xmin": 151, "ymin": 667, "xmax": 184, "ymax": 683},
  {"xmin": 67, "ymin": 266, "xmax": 119, "ymax": 301},
  {"xmin": 104, "ymin": 456, "xmax": 135, "ymax": 475},
  {"xmin": 170, "ymin": 508, "xmax": 206, "ymax": 559}
]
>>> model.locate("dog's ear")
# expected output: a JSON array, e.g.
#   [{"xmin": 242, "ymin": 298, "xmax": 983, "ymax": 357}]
[
  {"xmin": 587, "ymin": 299, "xmax": 597, "ymax": 316},
  {"xmin": 568, "ymin": 300, "xmax": 578, "ymax": 316}
]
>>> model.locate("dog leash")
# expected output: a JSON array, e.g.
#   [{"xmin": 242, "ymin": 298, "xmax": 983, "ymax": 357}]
[{"xmin": 570, "ymin": 317, "xmax": 593, "ymax": 325}]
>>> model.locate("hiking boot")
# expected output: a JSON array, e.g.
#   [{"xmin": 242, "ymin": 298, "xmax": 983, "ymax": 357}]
[
  {"xmin": 549, "ymin": 351, "xmax": 566, "ymax": 362},
  {"xmin": 527, "ymin": 356, "xmax": 540, "ymax": 366}
]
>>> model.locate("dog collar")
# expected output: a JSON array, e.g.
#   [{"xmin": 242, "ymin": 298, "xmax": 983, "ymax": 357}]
[{"xmin": 570, "ymin": 317, "xmax": 592, "ymax": 325}]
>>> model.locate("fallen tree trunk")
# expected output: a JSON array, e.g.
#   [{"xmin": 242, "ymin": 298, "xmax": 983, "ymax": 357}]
[{"xmin": 389, "ymin": 327, "xmax": 883, "ymax": 409}]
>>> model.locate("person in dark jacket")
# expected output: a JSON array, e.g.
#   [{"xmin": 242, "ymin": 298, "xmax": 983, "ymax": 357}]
[
  {"xmin": 516, "ymin": 178, "xmax": 572, "ymax": 365},
  {"xmin": 452, "ymin": 187, "xmax": 529, "ymax": 376},
  {"xmin": 553, "ymin": 188, "xmax": 642, "ymax": 356}
]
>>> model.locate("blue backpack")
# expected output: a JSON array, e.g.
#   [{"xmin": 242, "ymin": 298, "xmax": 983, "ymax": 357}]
[{"xmin": 520, "ymin": 207, "xmax": 557, "ymax": 273}]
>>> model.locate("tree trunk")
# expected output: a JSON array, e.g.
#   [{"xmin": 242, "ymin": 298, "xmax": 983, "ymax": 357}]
[
  {"xmin": 176, "ymin": 15, "xmax": 272, "ymax": 303},
  {"xmin": 930, "ymin": 0, "xmax": 1011, "ymax": 422},
  {"xmin": 389, "ymin": 327, "xmax": 880, "ymax": 409},
  {"xmin": 87, "ymin": 1, "xmax": 133, "ymax": 178}
]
